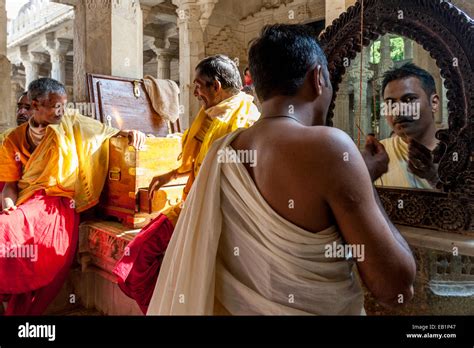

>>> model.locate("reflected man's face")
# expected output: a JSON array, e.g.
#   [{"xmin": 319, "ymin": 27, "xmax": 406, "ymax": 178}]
[{"xmin": 383, "ymin": 77, "xmax": 438, "ymax": 141}]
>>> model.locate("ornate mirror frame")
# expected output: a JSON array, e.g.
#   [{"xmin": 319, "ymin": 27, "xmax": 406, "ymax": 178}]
[{"xmin": 319, "ymin": 0, "xmax": 473, "ymax": 233}]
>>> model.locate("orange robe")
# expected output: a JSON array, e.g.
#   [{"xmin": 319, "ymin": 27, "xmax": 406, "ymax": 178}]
[{"xmin": 0, "ymin": 112, "xmax": 117, "ymax": 315}]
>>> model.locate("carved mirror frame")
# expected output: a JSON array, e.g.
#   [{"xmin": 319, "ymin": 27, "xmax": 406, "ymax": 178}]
[{"xmin": 319, "ymin": 0, "xmax": 473, "ymax": 233}]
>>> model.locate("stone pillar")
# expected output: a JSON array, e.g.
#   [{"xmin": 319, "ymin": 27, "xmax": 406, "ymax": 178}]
[
  {"xmin": 377, "ymin": 34, "xmax": 393, "ymax": 139},
  {"xmin": 72, "ymin": 0, "xmax": 143, "ymax": 102},
  {"xmin": 349, "ymin": 48, "xmax": 374, "ymax": 148},
  {"xmin": 404, "ymin": 37, "xmax": 413, "ymax": 60},
  {"xmin": 173, "ymin": 1, "xmax": 205, "ymax": 129},
  {"xmin": 43, "ymin": 33, "xmax": 71, "ymax": 84},
  {"xmin": 0, "ymin": 0, "xmax": 12, "ymax": 131},
  {"xmin": 157, "ymin": 52, "xmax": 173, "ymax": 80},
  {"xmin": 333, "ymin": 79, "xmax": 352, "ymax": 135},
  {"xmin": 20, "ymin": 47, "xmax": 48, "ymax": 87},
  {"xmin": 10, "ymin": 64, "xmax": 25, "ymax": 123}
]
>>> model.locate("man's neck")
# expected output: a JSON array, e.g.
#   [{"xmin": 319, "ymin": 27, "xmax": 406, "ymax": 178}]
[
  {"xmin": 261, "ymin": 96, "xmax": 323, "ymax": 127},
  {"xmin": 401, "ymin": 123, "xmax": 438, "ymax": 150},
  {"xmin": 208, "ymin": 91, "xmax": 238, "ymax": 109}
]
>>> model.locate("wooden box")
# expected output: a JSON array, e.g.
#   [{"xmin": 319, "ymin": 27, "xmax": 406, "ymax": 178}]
[{"xmin": 87, "ymin": 73, "xmax": 187, "ymax": 228}]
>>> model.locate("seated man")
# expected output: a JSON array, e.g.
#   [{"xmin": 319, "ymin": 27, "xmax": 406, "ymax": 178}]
[
  {"xmin": 0, "ymin": 91, "xmax": 33, "ymax": 209},
  {"xmin": 0, "ymin": 78, "xmax": 145, "ymax": 315},
  {"xmin": 376, "ymin": 63, "xmax": 440, "ymax": 189},
  {"xmin": 147, "ymin": 24, "xmax": 416, "ymax": 315},
  {"xmin": 113, "ymin": 54, "xmax": 260, "ymax": 314}
]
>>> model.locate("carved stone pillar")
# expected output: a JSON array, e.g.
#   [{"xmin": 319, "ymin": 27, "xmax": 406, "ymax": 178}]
[
  {"xmin": 349, "ymin": 48, "xmax": 374, "ymax": 147},
  {"xmin": 377, "ymin": 35, "xmax": 393, "ymax": 139},
  {"xmin": 44, "ymin": 33, "xmax": 71, "ymax": 84},
  {"xmin": 157, "ymin": 52, "xmax": 173, "ymax": 80},
  {"xmin": 173, "ymin": 1, "xmax": 203, "ymax": 129},
  {"xmin": 333, "ymin": 79, "xmax": 352, "ymax": 135},
  {"xmin": 20, "ymin": 47, "xmax": 48, "ymax": 87},
  {"xmin": 172, "ymin": 0, "xmax": 217, "ymax": 128},
  {"xmin": 72, "ymin": 0, "xmax": 143, "ymax": 102},
  {"xmin": 404, "ymin": 37, "xmax": 413, "ymax": 60}
]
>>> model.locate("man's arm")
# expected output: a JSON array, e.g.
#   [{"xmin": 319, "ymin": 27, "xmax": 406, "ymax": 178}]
[
  {"xmin": 148, "ymin": 169, "xmax": 190, "ymax": 201},
  {"xmin": 2, "ymin": 181, "xmax": 18, "ymax": 214},
  {"xmin": 319, "ymin": 129, "xmax": 416, "ymax": 308}
]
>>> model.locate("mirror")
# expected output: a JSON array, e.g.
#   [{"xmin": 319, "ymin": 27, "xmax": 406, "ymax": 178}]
[
  {"xmin": 319, "ymin": 0, "xmax": 473, "ymax": 232},
  {"xmin": 332, "ymin": 35, "xmax": 448, "ymax": 190}
]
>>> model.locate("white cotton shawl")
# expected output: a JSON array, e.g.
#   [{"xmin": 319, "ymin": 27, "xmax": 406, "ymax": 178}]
[{"xmin": 147, "ymin": 129, "xmax": 365, "ymax": 315}]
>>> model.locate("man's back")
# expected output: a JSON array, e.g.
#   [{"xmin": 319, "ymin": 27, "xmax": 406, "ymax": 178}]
[{"xmin": 231, "ymin": 118, "xmax": 349, "ymax": 233}]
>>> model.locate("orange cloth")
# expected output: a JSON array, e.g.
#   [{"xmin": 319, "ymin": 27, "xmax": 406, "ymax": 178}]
[{"xmin": 0, "ymin": 112, "xmax": 118, "ymax": 212}]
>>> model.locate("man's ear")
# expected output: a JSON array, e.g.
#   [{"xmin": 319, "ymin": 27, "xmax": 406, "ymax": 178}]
[
  {"xmin": 31, "ymin": 99, "xmax": 40, "ymax": 111},
  {"xmin": 312, "ymin": 65, "xmax": 323, "ymax": 97},
  {"xmin": 213, "ymin": 79, "xmax": 222, "ymax": 92},
  {"xmin": 431, "ymin": 93, "xmax": 440, "ymax": 113}
]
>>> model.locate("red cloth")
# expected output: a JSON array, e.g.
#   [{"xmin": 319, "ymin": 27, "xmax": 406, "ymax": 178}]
[
  {"xmin": 0, "ymin": 190, "xmax": 79, "ymax": 315},
  {"xmin": 113, "ymin": 214, "xmax": 174, "ymax": 314},
  {"xmin": 0, "ymin": 182, "xmax": 5, "ymax": 192},
  {"xmin": 244, "ymin": 75, "xmax": 253, "ymax": 86}
]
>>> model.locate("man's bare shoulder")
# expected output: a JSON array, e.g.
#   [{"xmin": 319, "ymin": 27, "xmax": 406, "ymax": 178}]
[{"xmin": 291, "ymin": 126, "xmax": 359, "ymax": 162}]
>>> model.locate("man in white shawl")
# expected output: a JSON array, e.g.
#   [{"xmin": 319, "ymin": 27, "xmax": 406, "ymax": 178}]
[{"xmin": 148, "ymin": 24, "xmax": 416, "ymax": 315}]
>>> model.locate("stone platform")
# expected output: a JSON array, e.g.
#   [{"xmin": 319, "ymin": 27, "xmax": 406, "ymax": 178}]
[{"xmin": 46, "ymin": 220, "xmax": 474, "ymax": 316}]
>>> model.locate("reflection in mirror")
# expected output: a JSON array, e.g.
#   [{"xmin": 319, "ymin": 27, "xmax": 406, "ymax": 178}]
[{"xmin": 332, "ymin": 34, "xmax": 449, "ymax": 191}]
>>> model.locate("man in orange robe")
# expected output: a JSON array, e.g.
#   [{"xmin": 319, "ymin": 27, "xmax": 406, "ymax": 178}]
[
  {"xmin": 0, "ymin": 91, "xmax": 33, "ymax": 201},
  {"xmin": 0, "ymin": 78, "xmax": 145, "ymax": 315},
  {"xmin": 113, "ymin": 55, "xmax": 260, "ymax": 314}
]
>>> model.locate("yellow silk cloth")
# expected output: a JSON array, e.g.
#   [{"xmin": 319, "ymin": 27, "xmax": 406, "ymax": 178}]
[
  {"xmin": 375, "ymin": 135, "xmax": 432, "ymax": 189},
  {"xmin": 164, "ymin": 92, "xmax": 260, "ymax": 225},
  {"xmin": 0, "ymin": 111, "xmax": 118, "ymax": 212}
]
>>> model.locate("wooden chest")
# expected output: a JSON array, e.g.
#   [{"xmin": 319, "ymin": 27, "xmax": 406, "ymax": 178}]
[{"xmin": 87, "ymin": 73, "xmax": 187, "ymax": 228}]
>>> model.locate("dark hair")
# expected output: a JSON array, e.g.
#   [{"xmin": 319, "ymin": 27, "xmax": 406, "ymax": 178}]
[
  {"xmin": 248, "ymin": 24, "xmax": 328, "ymax": 101},
  {"xmin": 195, "ymin": 55, "xmax": 242, "ymax": 94},
  {"xmin": 28, "ymin": 78, "xmax": 66, "ymax": 101},
  {"xmin": 382, "ymin": 63, "xmax": 436, "ymax": 98}
]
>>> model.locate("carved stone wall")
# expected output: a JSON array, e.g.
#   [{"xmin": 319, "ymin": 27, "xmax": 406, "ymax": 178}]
[
  {"xmin": 365, "ymin": 246, "xmax": 474, "ymax": 315},
  {"xmin": 204, "ymin": 0, "xmax": 325, "ymax": 75}
]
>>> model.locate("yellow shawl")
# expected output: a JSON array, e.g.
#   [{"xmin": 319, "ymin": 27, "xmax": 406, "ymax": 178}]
[
  {"xmin": 0, "ymin": 111, "xmax": 118, "ymax": 212},
  {"xmin": 164, "ymin": 92, "xmax": 260, "ymax": 225},
  {"xmin": 375, "ymin": 135, "xmax": 432, "ymax": 189},
  {"xmin": 178, "ymin": 92, "xmax": 260, "ymax": 179}
]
